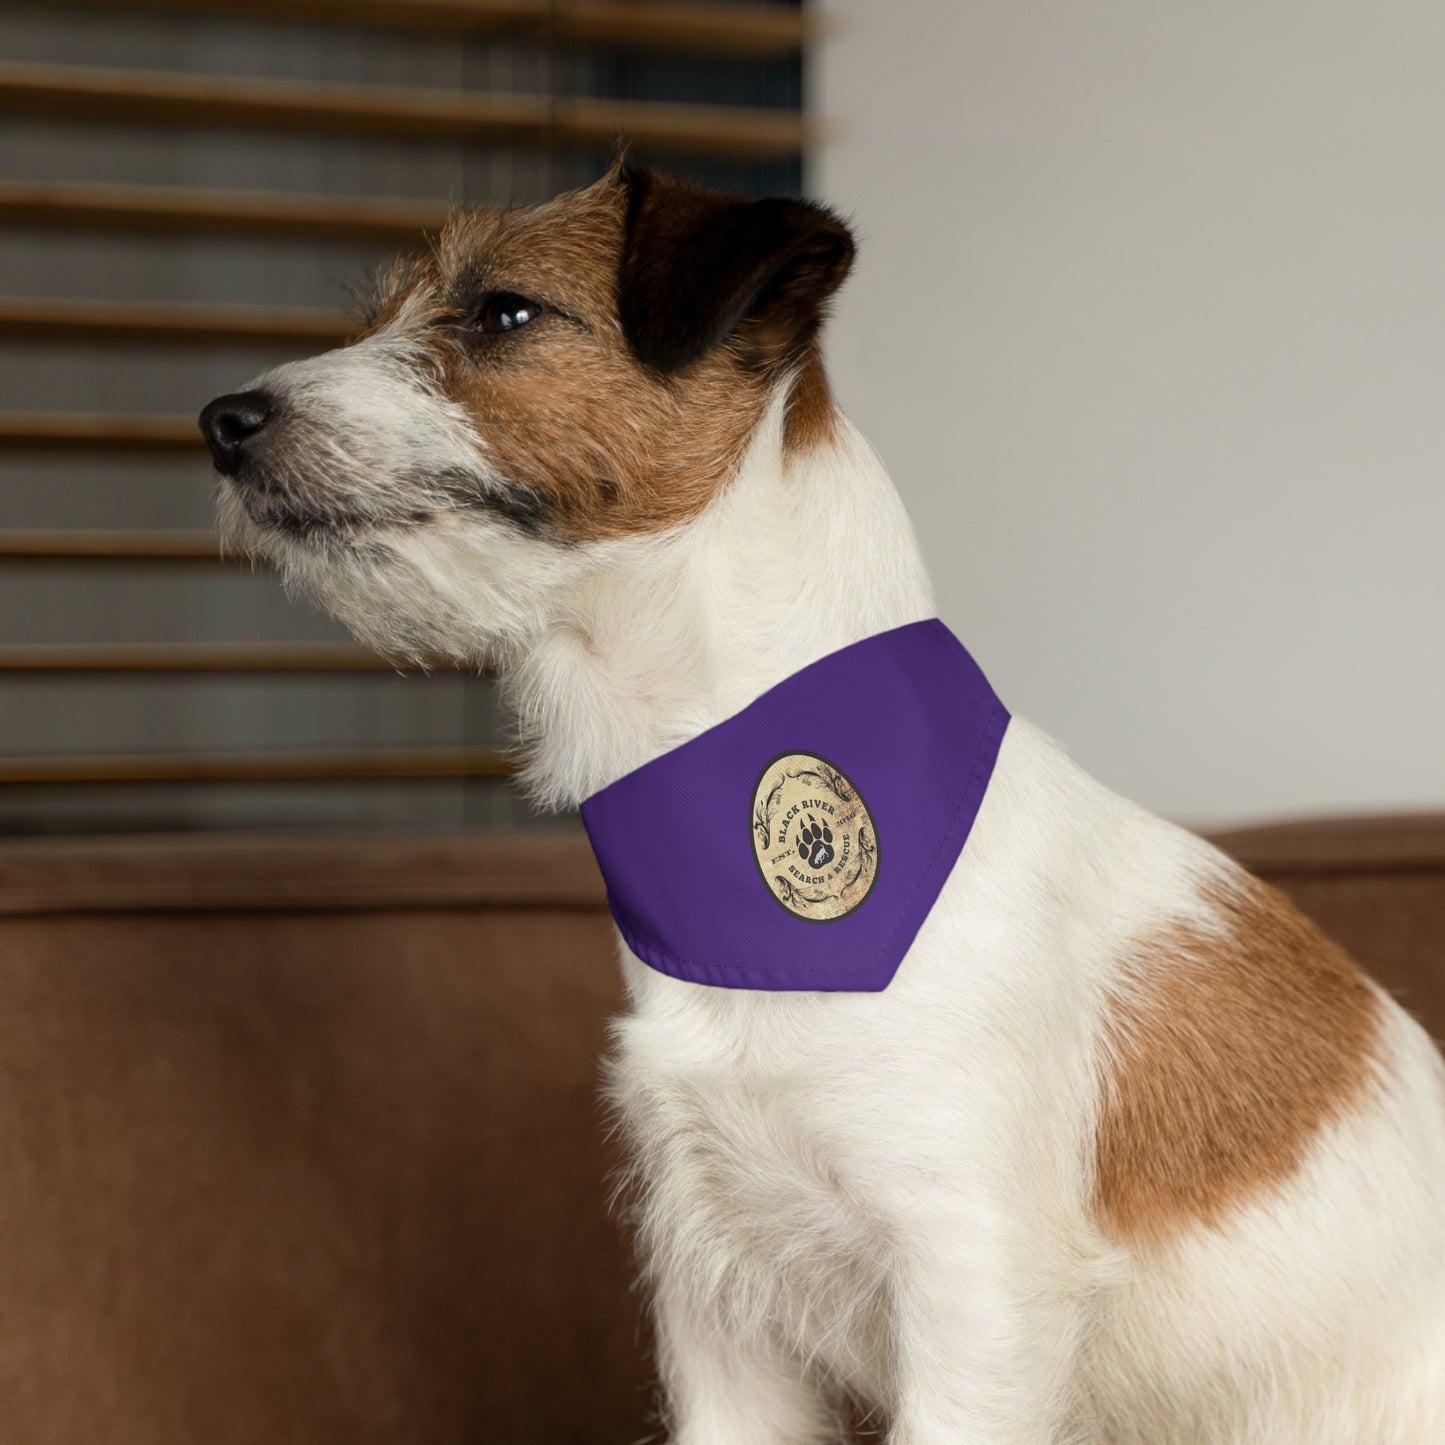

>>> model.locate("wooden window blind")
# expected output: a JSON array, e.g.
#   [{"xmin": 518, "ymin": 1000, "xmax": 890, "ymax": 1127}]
[{"xmin": 0, "ymin": 0, "xmax": 811, "ymax": 835}]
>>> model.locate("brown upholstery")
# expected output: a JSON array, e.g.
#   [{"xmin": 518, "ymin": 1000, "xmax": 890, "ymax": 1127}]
[
  {"xmin": 0, "ymin": 833, "xmax": 646, "ymax": 1445},
  {"xmin": 0, "ymin": 816, "xmax": 1441, "ymax": 1442}
]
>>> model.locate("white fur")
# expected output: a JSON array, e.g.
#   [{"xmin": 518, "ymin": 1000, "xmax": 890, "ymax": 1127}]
[{"xmin": 221, "ymin": 349, "xmax": 1445, "ymax": 1443}]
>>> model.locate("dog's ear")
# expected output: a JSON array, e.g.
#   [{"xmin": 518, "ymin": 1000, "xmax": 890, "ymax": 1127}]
[{"xmin": 617, "ymin": 166, "xmax": 855, "ymax": 376}]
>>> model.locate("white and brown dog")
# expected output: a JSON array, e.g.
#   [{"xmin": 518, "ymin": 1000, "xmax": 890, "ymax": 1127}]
[{"xmin": 200, "ymin": 165, "xmax": 1445, "ymax": 1444}]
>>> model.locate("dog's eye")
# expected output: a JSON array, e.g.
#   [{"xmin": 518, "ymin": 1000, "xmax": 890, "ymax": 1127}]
[{"xmin": 473, "ymin": 292, "xmax": 542, "ymax": 335}]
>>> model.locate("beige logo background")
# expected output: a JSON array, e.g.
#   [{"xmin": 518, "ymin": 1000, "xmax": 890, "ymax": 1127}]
[{"xmin": 750, "ymin": 753, "xmax": 879, "ymax": 921}]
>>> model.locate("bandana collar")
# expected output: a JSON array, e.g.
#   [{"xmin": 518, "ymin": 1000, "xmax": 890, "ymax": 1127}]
[{"xmin": 579, "ymin": 619, "xmax": 1010, "ymax": 992}]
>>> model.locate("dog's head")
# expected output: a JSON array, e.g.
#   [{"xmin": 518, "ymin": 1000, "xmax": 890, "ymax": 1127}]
[{"xmin": 199, "ymin": 165, "xmax": 854, "ymax": 662}]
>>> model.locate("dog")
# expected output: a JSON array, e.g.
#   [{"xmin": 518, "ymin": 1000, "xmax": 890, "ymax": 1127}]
[{"xmin": 200, "ymin": 163, "xmax": 1445, "ymax": 1443}]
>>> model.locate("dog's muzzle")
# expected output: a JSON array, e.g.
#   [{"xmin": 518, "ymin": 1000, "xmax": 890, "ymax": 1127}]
[{"xmin": 199, "ymin": 390, "xmax": 274, "ymax": 476}]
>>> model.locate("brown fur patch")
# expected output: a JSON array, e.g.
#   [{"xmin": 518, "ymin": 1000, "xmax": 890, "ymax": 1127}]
[
  {"xmin": 1093, "ymin": 872, "xmax": 1382, "ymax": 1247},
  {"xmin": 365, "ymin": 174, "xmax": 807, "ymax": 542},
  {"xmin": 782, "ymin": 341, "xmax": 839, "ymax": 452}
]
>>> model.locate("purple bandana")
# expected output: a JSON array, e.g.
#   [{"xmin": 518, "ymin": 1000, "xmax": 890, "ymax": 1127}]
[{"xmin": 579, "ymin": 620, "xmax": 1009, "ymax": 992}]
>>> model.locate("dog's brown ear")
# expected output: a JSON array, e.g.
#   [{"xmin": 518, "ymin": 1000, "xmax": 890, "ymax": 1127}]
[{"xmin": 618, "ymin": 166, "xmax": 854, "ymax": 376}]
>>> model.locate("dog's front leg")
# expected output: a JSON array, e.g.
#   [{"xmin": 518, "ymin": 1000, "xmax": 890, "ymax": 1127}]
[
  {"xmin": 653, "ymin": 1273, "xmax": 842, "ymax": 1445},
  {"xmin": 884, "ymin": 1199, "xmax": 1089, "ymax": 1445}
]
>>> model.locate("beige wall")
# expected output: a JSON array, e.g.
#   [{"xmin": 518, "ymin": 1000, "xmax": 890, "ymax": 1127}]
[{"xmin": 815, "ymin": 1, "xmax": 1445, "ymax": 827}]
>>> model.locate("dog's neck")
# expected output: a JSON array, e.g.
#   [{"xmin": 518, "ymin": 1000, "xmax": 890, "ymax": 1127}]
[{"xmin": 505, "ymin": 393, "xmax": 937, "ymax": 809}]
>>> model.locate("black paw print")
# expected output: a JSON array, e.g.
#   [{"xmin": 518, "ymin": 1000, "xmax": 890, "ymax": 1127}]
[{"xmin": 797, "ymin": 815, "xmax": 834, "ymax": 870}]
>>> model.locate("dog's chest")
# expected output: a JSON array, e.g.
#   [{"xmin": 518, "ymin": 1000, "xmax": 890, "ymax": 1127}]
[{"xmin": 611, "ymin": 993, "xmax": 892, "ymax": 1388}]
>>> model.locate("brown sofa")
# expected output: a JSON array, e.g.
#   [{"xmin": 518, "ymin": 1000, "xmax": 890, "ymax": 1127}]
[{"xmin": 0, "ymin": 817, "xmax": 1441, "ymax": 1444}]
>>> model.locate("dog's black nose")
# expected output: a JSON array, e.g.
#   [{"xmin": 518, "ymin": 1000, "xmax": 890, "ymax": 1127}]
[{"xmin": 199, "ymin": 390, "xmax": 273, "ymax": 475}]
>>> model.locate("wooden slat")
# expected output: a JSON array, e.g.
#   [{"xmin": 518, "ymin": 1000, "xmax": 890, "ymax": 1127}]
[
  {"xmin": 0, "ymin": 297, "xmax": 352, "ymax": 348},
  {"xmin": 543, "ymin": 0, "xmax": 811, "ymax": 57},
  {"xmin": 0, "ymin": 529, "xmax": 224, "ymax": 561},
  {"xmin": 0, "ymin": 644, "xmax": 412, "ymax": 673},
  {"xmin": 0, "ymin": 745, "xmax": 513, "ymax": 784},
  {"xmin": 0, "ymin": 62, "xmax": 813, "ymax": 162},
  {"xmin": 0, "ymin": 413, "xmax": 202, "ymax": 452},
  {"xmin": 0, "ymin": 180, "xmax": 448, "ymax": 244},
  {"xmin": 25, "ymin": 0, "xmax": 811, "ymax": 59}
]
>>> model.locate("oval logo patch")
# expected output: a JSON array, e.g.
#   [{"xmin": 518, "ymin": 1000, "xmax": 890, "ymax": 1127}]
[{"xmin": 750, "ymin": 752, "xmax": 879, "ymax": 921}]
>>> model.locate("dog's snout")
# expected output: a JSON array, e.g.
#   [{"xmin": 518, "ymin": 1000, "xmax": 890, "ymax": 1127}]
[{"xmin": 199, "ymin": 390, "xmax": 273, "ymax": 475}]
